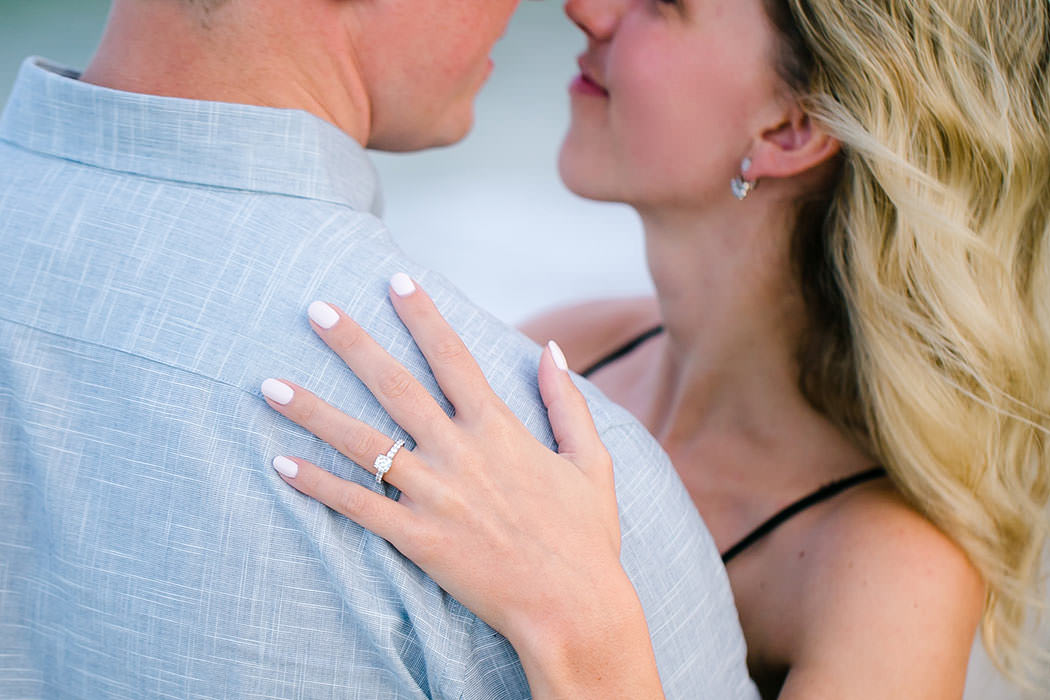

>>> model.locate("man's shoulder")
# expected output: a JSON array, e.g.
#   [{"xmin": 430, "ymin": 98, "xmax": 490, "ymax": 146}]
[
  {"xmin": 0, "ymin": 154, "xmax": 757, "ymax": 699},
  {"xmin": 0, "ymin": 155, "xmax": 385, "ymax": 360},
  {"xmin": 0, "ymin": 143, "xmax": 685, "ymax": 520}
]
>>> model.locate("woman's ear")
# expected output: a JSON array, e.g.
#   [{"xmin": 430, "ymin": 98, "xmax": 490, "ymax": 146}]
[{"xmin": 745, "ymin": 104, "xmax": 840, "ymax": 181}]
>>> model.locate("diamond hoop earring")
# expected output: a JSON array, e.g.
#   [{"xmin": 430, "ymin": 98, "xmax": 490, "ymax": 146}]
[{"xmin": 731, "ymin": 157, "xmax": 755, "ymax": 201}]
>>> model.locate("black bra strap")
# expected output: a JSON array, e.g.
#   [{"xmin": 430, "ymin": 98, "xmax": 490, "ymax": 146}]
[
  {"xmin": 721, "ymin": 467, "xmax": 887, "ymax": 565},
  {"xmin": 579, "ymin": 325, "xmax": 885, "ymax": 566},
  {"xmin": 580, "ymin": 325, "xmax": 665, "ymax": 378}
]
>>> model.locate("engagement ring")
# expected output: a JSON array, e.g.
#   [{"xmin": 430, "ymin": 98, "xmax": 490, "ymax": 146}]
[{"xmin": 374, "ymin": 439, "xmax": 406, "ymax": 486}]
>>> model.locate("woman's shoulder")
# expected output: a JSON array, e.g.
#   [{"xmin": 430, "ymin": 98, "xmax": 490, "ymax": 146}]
[
  {"xmin": 782, "ymin": 482, "xmax": 985, "ymax": 696},
  {"xmin": 517, "ymin": 297, "xmax": 661, "ymax": 374},
  {"xmin": 803, "ymin": 483, "xmax": 984, "ymax": 618}
]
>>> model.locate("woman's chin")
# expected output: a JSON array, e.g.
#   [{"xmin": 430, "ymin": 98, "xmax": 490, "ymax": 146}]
[{"xmin": 557, "ymin": 146, "xmax": 621, "ymax": 203}]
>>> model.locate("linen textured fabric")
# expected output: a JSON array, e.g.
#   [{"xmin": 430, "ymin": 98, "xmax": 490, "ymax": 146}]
[{"xmin": 0, "ymin": 58, "xmax": 757, "ymax": 700}]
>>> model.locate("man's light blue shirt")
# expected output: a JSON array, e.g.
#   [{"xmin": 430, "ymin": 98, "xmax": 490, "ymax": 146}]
[{"xmin": 0, "ymin": 58, "xmax": 757, "ymax": 699}]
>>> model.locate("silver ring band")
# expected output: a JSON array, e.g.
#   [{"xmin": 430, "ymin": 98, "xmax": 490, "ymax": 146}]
[{"xmin": 374, "ymin": 439, "xmax": 405, "ymax": 485}]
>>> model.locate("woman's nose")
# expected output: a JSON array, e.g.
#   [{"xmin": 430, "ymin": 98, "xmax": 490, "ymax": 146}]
[{"xmin": 564, "ymin": 0, "xmax": 624, "ymax": 42}]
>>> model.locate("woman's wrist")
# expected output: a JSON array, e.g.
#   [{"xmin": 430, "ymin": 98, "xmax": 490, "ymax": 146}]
[{"xmin": 505, "ymin": 573, "xmax": 666, "ymax": 700}]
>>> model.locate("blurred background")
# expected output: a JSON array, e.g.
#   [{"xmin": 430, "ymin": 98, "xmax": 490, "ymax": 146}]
[{"xmin": 0, "ymin": 1, "xmax": 1039, "ymax": 697}]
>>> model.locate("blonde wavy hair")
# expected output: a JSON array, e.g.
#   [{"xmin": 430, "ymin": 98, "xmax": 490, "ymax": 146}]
[{"xmin": 766, "ymin": 0, "xmax": 1050, "ymax": 685}]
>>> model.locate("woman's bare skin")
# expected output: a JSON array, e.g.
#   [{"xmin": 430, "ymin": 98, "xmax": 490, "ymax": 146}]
[{"xmin": 523, "ymin": 299, "xmax": 984, "ymax": 698}]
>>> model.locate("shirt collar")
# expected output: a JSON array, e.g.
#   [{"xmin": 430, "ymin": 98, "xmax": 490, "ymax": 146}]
[{"xmin": 0, "ymin": 57, "xmax": 382, "ymax": 215}]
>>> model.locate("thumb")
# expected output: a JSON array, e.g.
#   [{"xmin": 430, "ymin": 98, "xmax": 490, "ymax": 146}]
[{"xmin": 538, "ymin": 340, "xmax": 606, "ymax": 469}]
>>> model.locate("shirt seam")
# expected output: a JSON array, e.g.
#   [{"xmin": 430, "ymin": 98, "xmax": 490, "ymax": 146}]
[
  {"xmin": 0, "ymin": 314, "xmax": 254, "ymax": 398},
  {"xmin": 0, "ymin": 314, "xmax": 646, "ymax": 439}
]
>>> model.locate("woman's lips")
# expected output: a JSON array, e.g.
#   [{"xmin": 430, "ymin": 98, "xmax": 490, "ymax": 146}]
[{"xmin": 570, "ymin": 73, "xmax": 609, "ymax": 97}]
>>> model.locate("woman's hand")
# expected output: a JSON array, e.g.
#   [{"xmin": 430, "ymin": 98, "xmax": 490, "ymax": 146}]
[{"xmin": 261, "ymin": 273, "xmax": 665, "ymax": 699}]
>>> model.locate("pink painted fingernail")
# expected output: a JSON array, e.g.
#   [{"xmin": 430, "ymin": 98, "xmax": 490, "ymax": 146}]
[
  {"xmin": 390, "ymin": 273, "xmax": 416, "ymax": 297},
  {"xmin": 261, "ymin": 378, "xmax": 294, "ymax": 405},
  {"xmin": 308, "ymin": 301, "xmax": 339, "ymax": 330},
  {"xmin": 272, "ymin": 456, "xmax": 299, "ymax": 479},
  {"xmin": 548, "ymin": 340, "xmax": 568, "ymax": 371}
]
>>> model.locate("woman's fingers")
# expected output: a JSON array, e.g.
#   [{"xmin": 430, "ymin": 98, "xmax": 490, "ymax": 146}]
[
  {"xmin": 261, "ymin": 328, "xmax": 632, "ymax": 654},
  {"xmin": 261, "ymin": 378, "xmax": 424, "ymax": 493},
  {"xmin": 386, "ymin": 274, "xmax": 495, "ymax": 415},
  {"xmin": 538, "ymin": 341, "xmax": 610, "ymax": 475},
  {"xmin": 271, "ymin": 455, "xmax": 409, "ymax": 543},
  {"xmin": 305, "ymin": 301, "xmax": 454, "ymax": 447}
]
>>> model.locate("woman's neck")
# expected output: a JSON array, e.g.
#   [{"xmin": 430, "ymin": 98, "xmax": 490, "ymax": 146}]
[{"xmin": 633, "ymin": 202, "xmax": 866, "ymax": 490}]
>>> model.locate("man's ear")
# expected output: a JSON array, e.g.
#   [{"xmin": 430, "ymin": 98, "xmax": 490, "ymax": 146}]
[{"xmin": 745, "ymin": 104, "xmax": 840, "ymax": 181}]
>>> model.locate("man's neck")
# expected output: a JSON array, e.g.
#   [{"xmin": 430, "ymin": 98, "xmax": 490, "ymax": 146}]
[{"xmin": 80, "ymin": 0, "xmax": 372, "ymax": 146}]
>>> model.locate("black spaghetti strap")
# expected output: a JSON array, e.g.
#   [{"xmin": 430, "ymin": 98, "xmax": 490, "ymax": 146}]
[
  {"xmin": 721, "ymin": 467, "xmax": 887, "ymax": 565},
  {"xmin": 580, "ymin": 325, "xmax": 665, "ymax": 378},
  {"xmin": 579, "ymin": 324, "xmax": 885, "ymax": 566}
]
